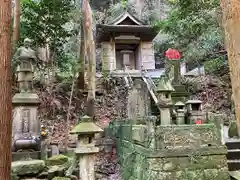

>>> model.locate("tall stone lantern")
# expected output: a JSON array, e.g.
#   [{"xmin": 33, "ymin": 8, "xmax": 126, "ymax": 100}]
[
  {"xmin": 12, "ymin": 38, "xmax": 42, "ymax": 159},
  {"xmin": 70, "ymin": 115, "xmax": 103, "ymax": 180}
]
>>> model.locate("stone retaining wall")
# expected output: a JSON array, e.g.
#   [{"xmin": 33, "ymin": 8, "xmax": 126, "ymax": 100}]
[{"xmin": 106, "ymin": 120, "xmax": 230, "ymax": 180}]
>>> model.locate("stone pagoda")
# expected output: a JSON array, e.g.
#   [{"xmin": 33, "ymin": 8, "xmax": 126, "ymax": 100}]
[{"xmin": 12, "ymin": 38, "xmax": 42, "ymax": 160}]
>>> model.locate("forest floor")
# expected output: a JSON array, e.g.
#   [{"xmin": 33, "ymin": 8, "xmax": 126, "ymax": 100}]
[{"xmin": 32, "ymin": 73, "xmax": 232, "ymax": 179}]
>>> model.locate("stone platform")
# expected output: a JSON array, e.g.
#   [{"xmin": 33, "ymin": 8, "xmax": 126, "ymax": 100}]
[{"xmin": 106, "ymin": 120, "xmax": 230, "ymax": 180}]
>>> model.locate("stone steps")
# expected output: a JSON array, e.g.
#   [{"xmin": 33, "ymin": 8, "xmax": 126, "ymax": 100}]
[
  {"xmin": 226, "ymin": 140, "xmax": 240, "ymax": 150},
  {"xmin": 226, "ymin": 140, "xmax": 240, "ymax": 171},
  {"xmin": 228, "ymin": 160, "xmax": 240, "ymax": 171},
  {"xmin": 227, "ymin": 149, "xmax": 240, "ymax": 160}
]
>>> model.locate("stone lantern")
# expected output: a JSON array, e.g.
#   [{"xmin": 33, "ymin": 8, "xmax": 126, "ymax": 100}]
[
  {"xmin": 185, "ymin": 100, "xmax": 204, "ymax": 124},
  {"xmin": 155, "ymin": 77, "xmax": 175, "ymax": 125},
  {"xmin": 70, "ymin": 115, "xmax": 103, "ymax": 180},
  {"xmin": 174, "ymin": 101, "xmax": 185, "ymax": 125}
]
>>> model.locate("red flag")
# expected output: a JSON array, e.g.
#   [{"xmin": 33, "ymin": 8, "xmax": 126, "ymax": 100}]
[{"xmin": 165, "ymin": 48, "xmax": 181, "ymax": 60}]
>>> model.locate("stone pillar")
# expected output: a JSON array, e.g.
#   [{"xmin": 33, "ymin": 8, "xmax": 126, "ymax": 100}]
[
  {"xmin": 160, "ymin": 107, "xmax": 171, "ymax": 125},
  {"xmin": 173, "ymin": 60, "xmax": 181, "ymax": 85},
  {"xmin": 77, "ymin": 147, "xmax": 98, "ymax": 179},
  {"xmin": 146, "ymin": 116, "xmax": 156, "ymax": 149},
  {"xmin": 176, "ymin": 109, "xmax": 185, "ymax": 125},
  {"xmin": 70, "ymin": 115, "xmax": 103, "ymax": 180}
]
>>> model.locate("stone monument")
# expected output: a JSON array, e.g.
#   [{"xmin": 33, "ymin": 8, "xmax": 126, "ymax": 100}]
[{"xmin": 12, "ymin": 38, "xmax": 42, "ymax": 160}]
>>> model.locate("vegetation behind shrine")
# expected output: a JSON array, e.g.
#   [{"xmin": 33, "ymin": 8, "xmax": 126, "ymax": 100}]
[{"xmin": 16, "ymin": 0, "xmax": 232, "ymax": 118}]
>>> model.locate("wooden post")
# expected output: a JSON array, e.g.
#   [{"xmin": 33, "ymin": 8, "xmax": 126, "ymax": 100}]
[
  {"xmin": 0, "ymin": 1, "xmax": 12, "ymax": 179},
  {"xmin": 221, "ymin": 0, "xmax": 240, "ymax": 136},
  {"xmin": 82, "ymin": 0, "xmax": 96, "ymax": 118},
  {"xmin": 12, "ymin": 0, "xmax": 21, "ymax": 52}
]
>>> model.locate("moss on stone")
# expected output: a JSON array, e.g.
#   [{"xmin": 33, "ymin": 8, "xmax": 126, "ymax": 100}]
[
  {"xmin": 46, "ymin": 154, "xmax": 69, "ymax": 166},
  {"xmin": 228, "ymin": 121, "xmax": 239, "ymax": 138},
  {"xmin": 70, "ymin": 122, "xmax": 103, "ymax": 134},
  {"xmin": 52, "ymin": 177, "xmax": 71, "ymax": 180},
  {"xmin": 12, "ymin": 160, "xmax": 45, "ymax": 176}
]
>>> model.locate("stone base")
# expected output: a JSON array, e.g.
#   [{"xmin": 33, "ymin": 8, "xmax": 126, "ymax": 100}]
[
  {"xmin": 106, "ymin": 121, "xmax": 230, "ymax": 180},
  {"xmin": 12, "ymin": 151, "xmax": 41, "ymax": 161},
  {"xmin": 12, "ymin": 92, "xmax": 40, "ymax": 105},
  {"xmin": 12, "ymin": 149, "xmax": 52, "ymax": 161}
]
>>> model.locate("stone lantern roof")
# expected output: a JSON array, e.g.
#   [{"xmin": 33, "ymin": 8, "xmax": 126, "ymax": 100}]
[
  {"xmin": 70, "ymin": 115, "xmax": 103, "ymax": 135},
  {"xmin": 186, "ymin": 100, "xmax": 202, "ymax": 104},
  {"xmin": 175, "ymin": 101, "xmax": 185, "ymax": 106},
  {"xmin": 155, "ymin": 77, "xmax": 175, "ymax": 92}
]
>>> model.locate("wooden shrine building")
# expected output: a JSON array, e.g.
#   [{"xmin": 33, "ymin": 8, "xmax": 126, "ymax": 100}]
[{"xmin": 96, "ymin": 10, "xmax": 159, "ymax": 76}]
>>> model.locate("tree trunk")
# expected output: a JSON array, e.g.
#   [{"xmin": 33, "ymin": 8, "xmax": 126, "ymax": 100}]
[
  {"xmin": 0, "ymin": 1, "xmax": 13, "ymax": 179},
  {"xmin": 221, "ymin": 0, "xmax": 240, "ymax": 135},
  {"xmin": 12, "ymin": 0, "xmax": 20, "ymax": 52},
  {"xmin": 82, "ymin": 0, "xmax": 96, "ymax": 119},
  {"xmin": 76, "ymin": 25, "xmax": 85, "ymax": 90}
]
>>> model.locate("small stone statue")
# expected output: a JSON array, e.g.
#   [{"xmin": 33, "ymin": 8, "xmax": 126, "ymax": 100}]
[{"xmin": 14, "ymin": 38, "xmax": 36, "ymax": 92}]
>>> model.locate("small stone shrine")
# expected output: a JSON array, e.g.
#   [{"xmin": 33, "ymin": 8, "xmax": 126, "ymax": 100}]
[{"xmin": 12, "ymin": 38, "xmax": 45, "ymax": 161}]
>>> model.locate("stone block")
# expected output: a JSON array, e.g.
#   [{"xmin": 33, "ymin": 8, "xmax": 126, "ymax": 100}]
[
  {"xmin": 52, "ymin": 177, "xmax": 71, "ymax": 180},
  {"xmin": 46, "ymin": 154, "xmax": 69, "ymax": 166},
  {"xmin": 148, "ymin": 155, "xmax": 227, "ymax": 172},
  {"xmin": 12, "ymin": 160, "xmax": 45, "ymax": 176},
  {"xmin": 132, "ymin": 125, "xmax": 147, "ymax": 145},
  {"xmin": 155, "ymin": 124, "xmax": 221, "ymax": 149}
]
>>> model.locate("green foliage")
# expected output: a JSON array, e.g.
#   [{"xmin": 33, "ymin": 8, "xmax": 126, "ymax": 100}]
[
  {"xmin": 204, "ymin": 57, "xmax": 226, "ymax": 75},
  {"xmin": 20, "ymin": 0, "xmax": 74, "ymax": 49},
  {"xmin": 155, "ymin": 0, "xmax": 225, "ymax": 67},
  {"xmin": 19, "ymin": 0, "xmax": 78, "ymax": 78},
  {"xmin": 121, "ymin": 0, "xmax": 127, "ymax": 8}
]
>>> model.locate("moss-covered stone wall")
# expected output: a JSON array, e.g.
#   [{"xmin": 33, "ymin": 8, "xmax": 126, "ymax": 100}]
[{"xmin": 106, "ymin": 120, "xmax": 230, "ymax": 180}]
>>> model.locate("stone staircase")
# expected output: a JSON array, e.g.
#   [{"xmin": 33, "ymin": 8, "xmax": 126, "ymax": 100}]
[
  {"xmin": 226, "ymin": 139, "xmax": 240, "ymax": 171},
  {"xmin": 141, "ymin": 68, "xmax": 161, "ymax": 113}
]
